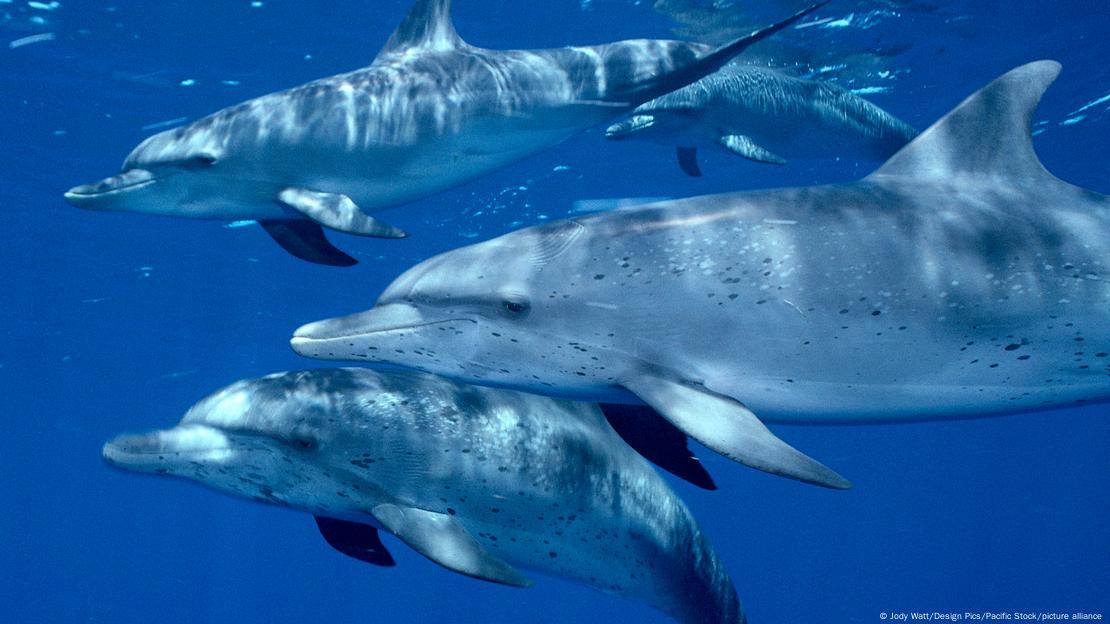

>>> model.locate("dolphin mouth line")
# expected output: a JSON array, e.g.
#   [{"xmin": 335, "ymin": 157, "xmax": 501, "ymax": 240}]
[
  {"xmin": 64, "ymin": 170, "xmax": 163, "ymax": 202},
  {"xmin": 293, "ymin": 317, "xmax": 477, "ymax": 345}
]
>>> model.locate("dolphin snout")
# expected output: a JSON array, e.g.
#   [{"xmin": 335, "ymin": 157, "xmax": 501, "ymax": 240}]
[
  {"xmin": 291, "ymin": 303, "xmax": 469, "ymax": 360},
  {"xmin": 102, "ymin": 430, "xmax": 168, "ymax": 471},
  {"xmin": 64, "ymin": 169, "xmax": 158, "ymax": 208},
  {"xmin": 604, "ymin": 114, "xmax": 655, "ymax": 139},
  {"xmin": 103, "ymin": 425, "xmax": 232, "ymax": 473}
]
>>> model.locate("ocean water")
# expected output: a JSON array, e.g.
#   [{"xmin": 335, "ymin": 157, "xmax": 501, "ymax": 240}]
[{"xmin": 2, "ymin": 1, "xmax": 1108, "ymax": 623}]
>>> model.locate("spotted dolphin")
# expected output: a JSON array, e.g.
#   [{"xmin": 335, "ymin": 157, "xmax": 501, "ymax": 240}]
[
  {"xmin": 291, "ymin": 61, "xmax": 1110, "ymax": 488},
  {"xmin": 103, "ymin": 368, "xmax": 744, "ymax": 624},
  {"xmin": 63, "ymin": 0, "xmax": 823, "ymax": 266},
  {"xmin": 605, "ymin": 63, "xmax": 917, "ymax": 177}
]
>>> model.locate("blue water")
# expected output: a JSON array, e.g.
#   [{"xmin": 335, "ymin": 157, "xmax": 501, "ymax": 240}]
[{"xmin": 2, "ymin": 1, "xmax": 1108, "ymax": 622}]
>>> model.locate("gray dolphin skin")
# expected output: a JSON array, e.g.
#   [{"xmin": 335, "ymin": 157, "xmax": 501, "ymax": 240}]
[
  {"xmin": 103, "ymin": 368, "xmax": 744, "ymax": 624},
  {"xmin": 291, "ymin": 61, "xmax": 1110, "ymax": 489},
  {"xmin": 63, "ymin": 0, "xmax": 824, "ymax": 267},
  {"xmin": 605, "ymin": 63, "xmax": 918, "ymax": 177}
]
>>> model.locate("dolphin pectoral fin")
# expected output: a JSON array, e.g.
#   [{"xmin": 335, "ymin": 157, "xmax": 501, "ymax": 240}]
[
  {"xmin": 277, "ymin": 188, "xmax": 408, "ymax": 239},
  {"xmin": 621, "ymin": 375, "xmax": 851, "ymax": 489},
  {"xmin": 314, "ymin": 516, "xmax": 396, "ymax": 567},
  {"xmin": 676, "ymin": 146, "xmax": 703, "ymax": 177},
  {"xmin": 599, "ymin": 403, "xmax": 716, "ymax": 490},
  {"xmin": 371, "ymin": 503, "xmax": 532, "ymax": 588},
  {"xmin": 719, "ymin": 135, "xmax": 787, "ymax": 165},
  {"xmin": 259, "ymin": 220, "xmax": 359, "ymax": 266}
]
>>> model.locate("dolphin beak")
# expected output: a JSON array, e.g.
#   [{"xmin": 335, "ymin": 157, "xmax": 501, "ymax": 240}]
[
  {"xmin": 604, "ymin": 114, "xmax": 654, "ymax": 139},
  {"xmin": 291, "ymin": 302, "xmax": 468, "ymax": 360},
  {"xmin": 64, "ymin": 168, "xmax": 158, "ymax": 208},
  {"xmin": 103, "ymin": 425, "xmax": 233, "ymax": 473}
]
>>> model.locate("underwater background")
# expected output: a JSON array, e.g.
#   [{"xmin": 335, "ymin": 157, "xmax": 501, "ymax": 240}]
[{"xmin": 2, "ymin": 0, "xmax": 1108, "ymax": 622}]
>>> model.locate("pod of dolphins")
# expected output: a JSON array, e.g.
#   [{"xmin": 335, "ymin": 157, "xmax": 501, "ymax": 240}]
[{"xmin": 76, "ymin": 1, "xmax": 1109, "ymax": 622}]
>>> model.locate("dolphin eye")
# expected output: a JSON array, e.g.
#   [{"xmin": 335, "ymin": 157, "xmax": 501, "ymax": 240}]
[
  {"xmin": 501, "ymin": 298, "xmax": 531, "ymax": 316},
  {"xmin": 143, "ymin": 154, "xmax": 217, "ymax": 170},
  {"xmin": 292, "ymin": 437, "xmax": 316, "ymax": 450},
  {"xmin": 286, "ymin": 421, "xmax": 320, "ymax": 450},
  {"xmin": 181, "ymin": 154, "xmax": 217, "ymax": 169}
]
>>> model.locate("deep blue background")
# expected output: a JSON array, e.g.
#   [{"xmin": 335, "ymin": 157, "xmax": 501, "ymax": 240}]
[{"xmin": 2, "ymin": 1, "xmax": 1107, "ymax": 622}]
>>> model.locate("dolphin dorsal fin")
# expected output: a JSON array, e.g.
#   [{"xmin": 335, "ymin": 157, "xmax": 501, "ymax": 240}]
[
  {"xmin": 376, "ymin": 0, "xmax": 464, "ymax": 60},
  {"xmin": 867, "ymin": 60, "xmax": 1061, "ymax": 182}
]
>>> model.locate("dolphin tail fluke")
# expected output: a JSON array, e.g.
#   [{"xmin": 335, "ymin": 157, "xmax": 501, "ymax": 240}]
[
  {"xmin": 259, "ymin": 220, "xmax": 359, "ymax": 267},
  {"xmin": 622, "ymin": 373, "xmax": 851, "ymax": 489},
  {"xmin": 867, "ymin": 60, "xmax": 1062, "ymax": 182}
]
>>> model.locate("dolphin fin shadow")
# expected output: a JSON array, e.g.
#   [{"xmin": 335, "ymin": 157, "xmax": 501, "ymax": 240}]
[
  {"xmin": 621, "ymin": 373, "xmax": 851, "ymax": 489},
  {"xmin": 676, "ymin": 146, "xmax": 703, "ymax": 177},
  {"xmin": 315, "ymin": 515, "xmax": 396, "ymax": 566},
  {"xmin": 600, "ymin": 403, "xmax": 717, "ymax": 490},
  {"xmin": 259, "ymin": 220, "xmax": 358, "ymax": 267},
  {"xmin": 372, "ymin": 503, "xmax": 532, "ymax": 587}
]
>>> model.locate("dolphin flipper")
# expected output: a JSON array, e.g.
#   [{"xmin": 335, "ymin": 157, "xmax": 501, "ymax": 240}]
[
  {"xmin": 599, "ymin": 403, "xmax": 716, "ymax": 490},
  {"xmin": 314, "ymin": 516, "xmax": 396, "ymax": 566},
  {"xmin": 621, "ymin": 374, "xmax": 851, "ymax": 489},
  {"xmin": 719, "ymin": 135, "xmax": 787, "ymax": 165},
  {"xmin": 259, "ymin": 220, "xmax": 358, "ymax": 266},
  {"xmin": 676, "ymin": 147, "xmax": 703, "ymax": 177},
  {"xmin": 372, "ymin": 503, "xmax": 532, "ymax": 587},
  {"xmin": 277, "ymin": 188, "xmax": 408, "ymax": 239}
]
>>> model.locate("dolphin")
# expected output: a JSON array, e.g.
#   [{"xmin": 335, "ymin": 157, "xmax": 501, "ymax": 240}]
[
  {"xmin": 605, "ymin": 63, "xmax": 917, "ymax": 177},
  {"xmin": 291, "ymin": 61, "xmax": 1110, "ymax": 489},
  {"xmin": 103, "ymin": 368, "xmax": 744, "ymax": 624},
  {"xmin": 63, "ymin": 0, "xmax": 824, "ymax": 267}
]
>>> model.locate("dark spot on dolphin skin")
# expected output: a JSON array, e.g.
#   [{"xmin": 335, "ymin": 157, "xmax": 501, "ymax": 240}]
[
  {"xmin": 594, "ymin": 274, "xmax": 605, "ymax": 280},
  {"xmin": 548, "ymin": 551, "xmax": 558, "ymax": 558},
  {"xmin": 1097, "ymin": 353, "xmax": 1108, "ymax": 358},
  {"xmin": 447, "ymin": 508, "xmax": 456, "ymax": 515},
  {"xmin": 871, "ymin": 310, "xmax": 881, "ymax": 316},
  {"xmin": 1005, "ymin": 344, "xmax": 1022, "ymax": 351},
  {"xmin": 989, "ymin": 364, "xmax": 999, "ymax": 368},
  {"xmin": 839, "ymin": 309, "xmax": 849, "ymax": 314},
  {"xmin": 1017, "ymin": 355, "xmax": 1031, "ymax": 360}
]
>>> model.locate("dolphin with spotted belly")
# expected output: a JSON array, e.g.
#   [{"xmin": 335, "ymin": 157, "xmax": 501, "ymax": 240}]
[
  {"xmin": 63, "ymin": 0, "xmax": 824, "ymax": 266},
  {"xmin": 103, "ymin": 368, "xmax": 744, "ymax": 624},
  {"xmin": 605, "ymin": 63, "xmax": 917, "ymax": 176},
  {"xmin": 292, "ymin": 61, "xmax": 1110, "ymax": 488}
]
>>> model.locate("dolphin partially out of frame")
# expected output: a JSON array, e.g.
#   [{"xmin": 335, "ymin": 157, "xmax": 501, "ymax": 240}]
[
  {"xmin": 292, "ymin": 61, "xmax": 1109, "ymax": 489},
  {"xmin": 605, "ymin": 63, "xmax": 917, "ymax": 176}
]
